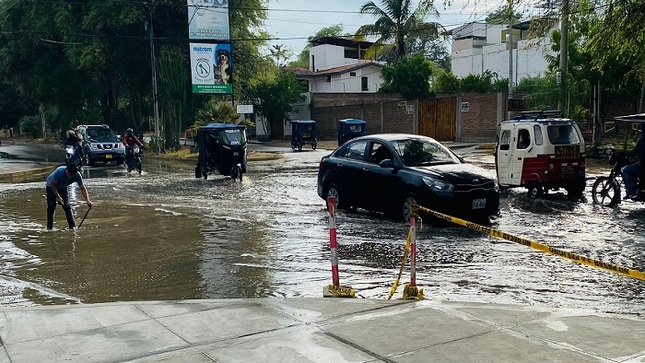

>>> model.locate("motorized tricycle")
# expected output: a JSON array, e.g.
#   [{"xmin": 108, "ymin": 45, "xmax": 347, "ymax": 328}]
[
  {"xmin": 591, "ymin": 113, "xmax": 645, "ymax": 206},
  {"xmin": 290, "ymin": 120, "xmax": 317, "ymax": 151},
  {"xmin": 194, "ymin": 123, "xmax": 247, "ymax": 181},
  {"xmin": 337, "ymin": 118, "xmax": 367, "ymax": 146},
  {"xmin": 494, "ymin": 110, "xmax": 587, "ymax": 200}
]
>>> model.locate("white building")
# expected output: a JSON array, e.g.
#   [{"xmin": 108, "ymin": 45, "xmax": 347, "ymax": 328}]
[
  {"xmin": 301, "ymin": 37, "xmax": 385, "ymax": 93},
  {"xmin": 449, "ymin": 21, "xmax": 557, "ymax": 86}
]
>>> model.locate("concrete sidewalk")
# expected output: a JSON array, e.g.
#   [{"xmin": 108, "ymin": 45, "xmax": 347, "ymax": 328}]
[{"xmin": 0, "ymin": 298, "xmax": 643, "ymax": 362}]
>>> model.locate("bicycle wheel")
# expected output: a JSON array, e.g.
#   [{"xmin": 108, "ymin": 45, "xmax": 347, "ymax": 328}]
[{"xmin": 592, "ymin": 176, "xmax": 620, "ymax": 207}]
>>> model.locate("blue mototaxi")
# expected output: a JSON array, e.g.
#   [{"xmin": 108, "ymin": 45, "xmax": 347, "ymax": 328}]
[
  {"xmin": 337, "ymin": 118, "xmax": 367, "ymax": 146},
  {"xmin": 291, "ymin": 120, "xmax": 317, "ymax": 151},
  {"xmin": 194, "ymin": 123, "xmax": 247, "ymax": 181}
]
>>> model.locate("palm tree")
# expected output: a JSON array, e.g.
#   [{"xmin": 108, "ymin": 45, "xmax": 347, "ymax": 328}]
[
  {"xmin": 186, "ymin": 98, "xmax": 240, "ymax": 138},
  {"xmin": 357, "ymin": 0, "xmax": 443, "ymax": 61}
]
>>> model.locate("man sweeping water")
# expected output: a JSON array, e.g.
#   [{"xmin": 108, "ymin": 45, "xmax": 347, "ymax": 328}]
[{"xmin": 45, "ymin": 164, "xmax": 92, "ymax": 230}]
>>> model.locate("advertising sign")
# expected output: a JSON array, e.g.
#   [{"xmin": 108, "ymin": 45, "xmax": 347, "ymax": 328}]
[
  {"xmin": 187, "ymin": 0, "xmax": 230, "ymax": 40},
  {"xmin": 190, "ymin": 43, "xmax": 233, "ymax": 94}
]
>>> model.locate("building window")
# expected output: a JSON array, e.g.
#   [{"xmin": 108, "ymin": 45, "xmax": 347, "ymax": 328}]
[
  {"xmin": 311, "ymin": 55, "xmax": 315, "ymax": 72},
  {"xmin": 326, "ymin": 76, "xmax": 331, "ymax": 83},
  {"xmin": 350, "ymin": 72, "xmax": 356, "ymax": 77},
  {"xmin": 361, "ymin": 77, "xmax": 368, "ymax": 91}
]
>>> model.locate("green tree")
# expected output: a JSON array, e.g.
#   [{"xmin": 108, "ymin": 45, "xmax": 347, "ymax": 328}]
[
  {"xmin": 157, "ymin": 45, "xmax": 189, "ymax": 151},
  {"xmin": 485, "ymin": 4, "xmax": 522, "ymax": 25},
  {"xmin": 379, "ymin": 54, "xmax": 434, "ymax": 99},
  {"xmin": 248, "ymin": 72, "xmax": 306, "ymax": 138},
  {"xmin": 515, "ymin": 75, "xmax": 559, "ymax": 110},
  {"xmin": 186, "ymin": 98, "xmax": 240, "ymax": 137},
  {"xmin": 357, "ymin": 0, "xmax": 442, "ymax": 61},
  {"xmin": 269, "ymin": 44, "xmax": 293, "ymax": 67},
  {"xmin": 586, "ymin": 0, "xmax": 645, "ymax": 84},
  {"xmin": 433, "ymin": 70, "xmax": 459, "ymax": 93}
]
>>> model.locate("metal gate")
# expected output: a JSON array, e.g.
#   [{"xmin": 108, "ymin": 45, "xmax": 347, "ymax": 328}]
[{"xmin": 418, "ymin": 97, "xmax": 457, "ymax": 141}]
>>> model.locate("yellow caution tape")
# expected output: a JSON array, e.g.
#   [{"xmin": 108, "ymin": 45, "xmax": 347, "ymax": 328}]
[
  {"xmin": 402, "ymin": 283, "xmax": 424, "ymax": 300},
  {"xmin": 387, "ymin": 225, "xmax": 413, "ymax": 300},
  {"xmin": 325, "ymin": 284, "xmax": 356, "ymax": 298},
  {"xmin": 414, "ymin": 205, "xmax": 645, "ymax": 281}
]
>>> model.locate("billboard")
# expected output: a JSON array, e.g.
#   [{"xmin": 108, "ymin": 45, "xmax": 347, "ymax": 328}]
[
  {"xmin": 190, "ymin": 43, "xmax": 233, "ymax": 94},
  {"xmin": 187, "ymin": 0, "xmax": 230, "ymax": 40}
]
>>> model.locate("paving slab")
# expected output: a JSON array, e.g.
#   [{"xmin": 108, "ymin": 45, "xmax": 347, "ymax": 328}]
[{"xmin": 0, "ymin": 296, "xmax": 643, "ymax": 362}]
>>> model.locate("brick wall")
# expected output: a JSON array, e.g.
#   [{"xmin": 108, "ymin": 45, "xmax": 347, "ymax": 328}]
[
  {"xmin": 457, "ymin": 93, "xmax": 501, "ymax": 142},
  {"xmin": 310, "ymin": 93, "xmax": 412, "ymax": 140}
]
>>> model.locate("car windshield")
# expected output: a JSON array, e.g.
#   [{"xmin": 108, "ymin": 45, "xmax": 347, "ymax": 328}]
[
  {"xmin": 547, "ymin": 125, "xmax": 580, "ymax": 145},
  {"xmin": 86, "ymin": 128, "xmax": 116, "ymax": 142},
  {"xmin": 391, "ymin": 138, "xmax": 459, "ymax": 166}
]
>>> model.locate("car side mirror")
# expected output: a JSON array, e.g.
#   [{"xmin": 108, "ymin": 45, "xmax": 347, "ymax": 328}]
[{"xmin": 379, "ymin": 159, "xmax": 394, "ymax": 168}]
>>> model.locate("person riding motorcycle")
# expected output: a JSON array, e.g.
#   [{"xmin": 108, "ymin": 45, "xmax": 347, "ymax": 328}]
[
  {"xmin": 64, "ymin": 129, "xmax": 84, "ymax": 162},
  {"xmin": 122, "ymin": 128, "xmax": 144, "ymax": 164},
  {"xmin": 621, "ymin": 125, "xmax": 645, "ymax": 200}
]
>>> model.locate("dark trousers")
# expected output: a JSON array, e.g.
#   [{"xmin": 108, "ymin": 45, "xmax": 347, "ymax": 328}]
[{"xmin": 46, "ymin": 187, "xmax": 75, "ymax": 230}]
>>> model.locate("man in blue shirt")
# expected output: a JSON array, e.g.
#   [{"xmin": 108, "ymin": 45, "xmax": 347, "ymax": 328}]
[{"xmin": 45, "ymin": 164, "xmax": 92, "ymax": 230}]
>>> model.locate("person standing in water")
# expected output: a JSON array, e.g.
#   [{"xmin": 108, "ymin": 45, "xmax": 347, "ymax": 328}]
[{"xmin": 45, "ymin": 164, "xmax": 92, "ymax": 230}]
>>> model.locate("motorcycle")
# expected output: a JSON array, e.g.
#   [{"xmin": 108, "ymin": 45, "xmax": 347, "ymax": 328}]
[
  {"xmin": 591, "ymin": 148, "xmax": 643, "ymax": 207},
  {"xmin": 125, "ymin": 145, "xmax": 142, "ymax": 174},
  {"xmin": 65, "ymin": 144, "xmax": 83, "ymax": 169},
  {"xmin": 591, "ymin": 113, "xmax": 645, "ymax": 207}
]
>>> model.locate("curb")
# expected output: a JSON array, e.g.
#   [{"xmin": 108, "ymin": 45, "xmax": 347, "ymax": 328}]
[{"xmin": 0, "ymin": 165, "xmax": 57, "ymax": 184}]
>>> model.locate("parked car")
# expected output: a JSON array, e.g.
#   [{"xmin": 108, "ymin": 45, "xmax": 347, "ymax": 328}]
[
  {"xmin": 76, "ymin": 124, "xmax": 126, "ymax": 166},
  {"xmin": 317, "ymin": 133, "xmax": 500, "ymax": 222}
]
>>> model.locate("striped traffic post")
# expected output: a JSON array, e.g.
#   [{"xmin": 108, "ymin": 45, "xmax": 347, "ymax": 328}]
[
  {"xmin": 410, "ymin": 215, "xmax": 416, "ymax": 288},
  {"xmin": 329, "ymin": 196, "xmax": 340, "ymax": 287},
  {"xmin": 403, "ymin": 212, "xmax": 424, "ymax": 300},
  {"xmin": 323, "ymin": 195, "xmax": 355, "ymax": 298}
]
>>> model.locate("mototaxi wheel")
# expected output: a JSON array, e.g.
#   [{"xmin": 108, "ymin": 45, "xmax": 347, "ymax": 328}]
[
  {"xmin": 297, "ymin": 142, "xmax": 303, "ymax": 152},
  {"xmin": 230, "ymin": 164, "xmax": 242, "ymax": 182},
  {"xmin": 592, "ymin": 176, "xmax": 620, "ymax": 207},
  {"xmin": 136, "ymin": 158, "xmax": 142, "ymax": 174},
  {"xmin": 527, "ymin": 181, "xmax": 543, "ymax": 199},
  {"xmin": 312, "ymin": 139, "xmax": 317, "ymax": 150}
]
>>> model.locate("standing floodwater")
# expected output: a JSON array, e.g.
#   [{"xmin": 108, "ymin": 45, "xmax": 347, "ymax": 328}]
[{"xmin": 0, "ymin": 148, "xmax": 644, "ymax": 316}]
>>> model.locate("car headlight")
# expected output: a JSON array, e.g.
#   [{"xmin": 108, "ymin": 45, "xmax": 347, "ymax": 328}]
[{"xmin": 422, "ymin": 176, "xmax": 454, "ymax": 192}]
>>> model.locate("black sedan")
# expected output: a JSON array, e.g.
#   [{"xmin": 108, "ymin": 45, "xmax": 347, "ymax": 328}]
[{"xmin": 317, "ymin": 134, "xmax": 500, "ymax": 222}]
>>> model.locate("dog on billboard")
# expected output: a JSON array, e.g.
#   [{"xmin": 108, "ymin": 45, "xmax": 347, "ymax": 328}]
[{"xmin": 217, "ymin": 49, "xmax": 232, "ymax": 85}]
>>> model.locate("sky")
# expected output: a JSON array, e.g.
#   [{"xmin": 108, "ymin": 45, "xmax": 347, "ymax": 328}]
[{"xmin": 264, "ymin": 0, "xmax": 520, "ymax": 58}]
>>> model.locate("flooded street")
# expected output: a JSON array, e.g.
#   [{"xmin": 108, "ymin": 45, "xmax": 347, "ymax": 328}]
[{"xmin": 1, "ymin": 146, "xmax": 644, "ymax": 317}]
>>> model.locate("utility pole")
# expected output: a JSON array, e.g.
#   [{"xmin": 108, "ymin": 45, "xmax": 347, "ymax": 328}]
[
  {"xmin": 146, "ymin": 1, "xmax": 161, "ymax": 153},
  {"xmin": 558, "ymin": 0, "xmax": 569, "ymax": 114},
  {"xmin": 507, "ymin": 0, "xmax": 514, "ymax": 120}
]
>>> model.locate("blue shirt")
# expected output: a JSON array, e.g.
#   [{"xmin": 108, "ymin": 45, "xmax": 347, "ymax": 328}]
[{"xmin": 45, "ymin": 166, "xmax": 84, "ymax": 191}]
